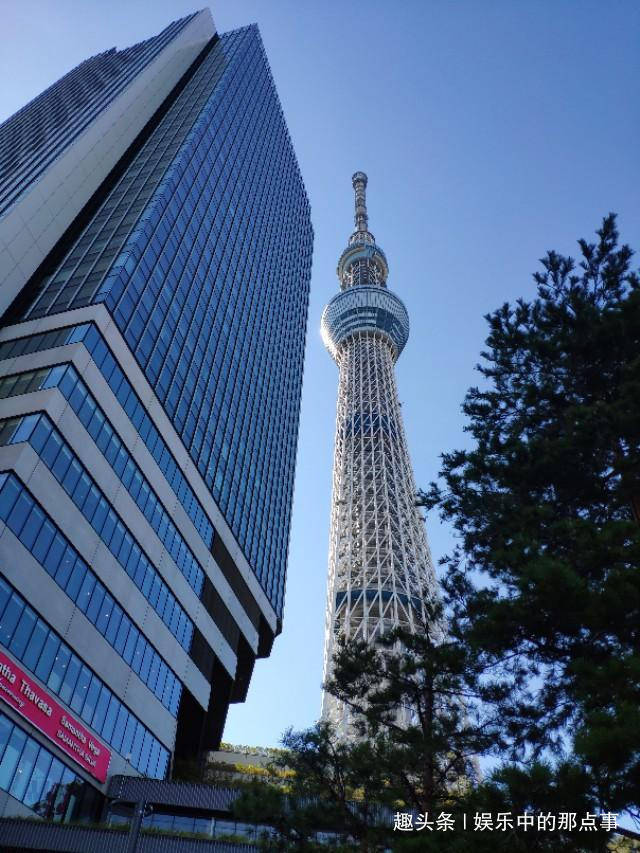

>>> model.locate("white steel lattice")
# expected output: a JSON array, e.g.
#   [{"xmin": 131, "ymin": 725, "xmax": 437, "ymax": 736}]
[{"xmin": 320, "ymin": 173, "xmax": 438, "ymax": 734}]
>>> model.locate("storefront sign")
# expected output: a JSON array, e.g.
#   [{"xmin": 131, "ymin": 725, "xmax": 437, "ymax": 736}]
[{"xmin": 0, "ymin": 649, "xmax": 110, "ymax": 783}]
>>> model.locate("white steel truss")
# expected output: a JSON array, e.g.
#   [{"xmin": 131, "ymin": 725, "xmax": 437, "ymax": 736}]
[{"xmin": 320, "ymin": 173, "xmax": 438, "ymax": 734}]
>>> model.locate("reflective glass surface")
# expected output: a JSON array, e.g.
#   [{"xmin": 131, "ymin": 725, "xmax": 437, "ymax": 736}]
[
  {"xmin": 0, "ymin": 576, "xmax": 169, "ymax": 778},
  {"xmin": 0, "ymin": 324, "xmax": 213, "ymax": 547},
  {"xmin": 0, "ymin": 367, "xmax": 242, "ymax": 650},
  {"xmin": 0, "ymin": 472, "xmax": 181, "ymax": 715},
  {"xmin": 0, "ymin": 411, "xmax": 194, "ymax": 651},
  {"xmin": 0, "ymin": 711, "xmax": 102, "ymax": 819},
  {"xmin": 19, "ymin": 25, "xmax": 313, "ymax": 617},
  {"xmin": 0, "ymin": 15, "xmax": 196, "ymax": 217}
]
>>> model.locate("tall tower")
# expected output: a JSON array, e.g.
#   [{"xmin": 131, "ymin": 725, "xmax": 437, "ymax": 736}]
[{"xmin": 321, "ymin": 173, "xmax": 437, "ymax": 730}]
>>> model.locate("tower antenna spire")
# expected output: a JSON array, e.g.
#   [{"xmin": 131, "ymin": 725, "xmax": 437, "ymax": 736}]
[
  {"xmin": 352, "ymin": 171, "xmax": 368, "ymax": 232},
  {"xmin": 337, "ymin": 172, "xmax": 387, "ymax": 289}
]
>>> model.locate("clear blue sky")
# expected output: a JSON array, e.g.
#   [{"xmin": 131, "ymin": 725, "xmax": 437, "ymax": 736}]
[{"xmin": 1, "ymin": 1, "xmax": 638, "ymax": 749}]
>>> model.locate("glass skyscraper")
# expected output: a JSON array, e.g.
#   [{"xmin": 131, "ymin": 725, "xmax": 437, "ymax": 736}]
[{"xmin": 0, "ymin": 9, "xmax": 312, "ymax": 823}]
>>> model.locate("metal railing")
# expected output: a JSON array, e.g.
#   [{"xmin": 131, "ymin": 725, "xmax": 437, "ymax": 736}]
[{"xmin": 0, "ymin": 817, "xmax": 255, "ymax": 853}]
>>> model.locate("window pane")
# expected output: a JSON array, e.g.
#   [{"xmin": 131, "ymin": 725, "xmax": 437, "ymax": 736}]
[
  {"xmin": 0, "ymin": 715, "xmax": 13, "ymax": 764},
  {"xmin": 51, "ymin": 445, "xmax": 75, "ymax": 484},
  {"xmin": 146, "ymin": 654, "xmax": 160, "ymax": 695},
  {"xmin": 22, "ymin": 748, "xmax": 52, "ymax": 808},
  {"xmin": 23, "ymin": 619, "xmax": 48, "ymax": 672},
  {"xmin": 54, "ymin": 767, "xmax": 79, "ymax": 823},
  {"xmin": 110, "ymin": 704, "xmax": 128, "ymax": 752},
  {"xmin": 0, "ymin": 727, "xmax": 27, "ymax": 791},
  {"xmin": 6, "ymin": 492, "xmax": 32, "ymax": 537},
  {"xmin": 139, "ymin": 645, "xmax": 153, "ymax": 683},
  {"xmin": 32, "ymin": 519, "xmax": 56, "ymax": 563},
  {"xmin": 122, "ymin": 625, "xmax": 137, "ymax": 664},
  {"xmin": 104, "ymin": 603, "xmax": 123, "ymax": 644},
  {"xmin": 137, "ymin": 730, "xmax": 153, "ymax": 776},
  {"xmin": 76, "ymin": 574, "xmax": 96, "ymax": 614},
  {"xmin": 131, "ymin": 635, "xmax": 146, "ymax": 675},
  {"xmin": 170, "ymin": 679, "xmax": 181, "ymax": 715},
  {"xmin": 146, "ymin": 739, "xmax": 161, "ymax": 780},
  {"xmin": 119, "ymin": 714, "xmax": 136, "ymax": 760},
  {"xmin": 91, "ymin": 686, "xmax": 111, "ymax": 733},
  {"xmin": 85, "ymin": 584, "xmax": 105, "ymax": 623},
  {"xmin": 154, "ymin": 663, "xmax": 167, "ymax": 703},
  {"xmin": 34, "ymin": 632, "xmax": 58, "ymax": 683},
  {"xmin": 12, "ymin": 414, "xmax": 39, "ymax": 444},
  {"xmin": 47, "ymin": 643, "xmax": 70, "ymax": 693},
  {"xmin": 130, "ymin": 722, "xmax": 144, "ymax": 769},
  {"xmin": 0, "ymin": 592, "xmax": 23, "ymax": 646},
  {"xmin": 101, "ymin": 697, "xmax": 119, "ymax": 742},
  {"xmin": 59, "ymin": 655, "xmax": 82, "ymax": 704},
  {"xmin": 83, "ymin": 485, "xmax": 100, "ymax": 521},
  {"xmin": 43, "ymin": 533, "xmax": 66, "ymax": 576},
  {"xmin": 9, "ymin": 606, "xmax": 36, "ymax": 658},
  {"xmin": 114, "ymin": 616, "xmax": 130, "ymax": 655},
  {"xmin": 9, "ymin": 738, "xmax": 39, "ymax": 801},
  {"xmin": 73, "ymin": 473, "xmax": 91, "ymax": 511},
  {"xmin": 156, "ymin": 748, "xmax": 169, "ymax": 780},
  {"xmin": 54, "ymin": 545, "xmax": 76, "ymax": 589},
  {"xmin": 0, "ymin": 578, "xmax": 11, "ymax": 617},
  {"xmin": 20, "ymin": 504, "xmax": 46, "ymax": 550},
  {"xmin": 29, "ymin": 418, "xmax": 51, "ymax": 454},
  {"xmin": 0, "ymin": 475, "xmax": 21, "ymax": 519},
  {"xmin": 65, "ymin": 559, "xmax": 85, "ymax": 600},
  {"xmin": 35, "ymin": 757, "xmax": 64, "ymax": 818},
  {"xmin": 70, "ymin": 664, "xmax": 92, "ymax": 714},
  {"xmin": 62, "ymin": 458, "xmax": 82, "ymax": 497},
  {"xmin": 40, "ymin": 430, "xmax": 63, "ymax": 468},
  {"xmin": 81, "ymin": 675, "xmax": 101, "ymax": 723}
]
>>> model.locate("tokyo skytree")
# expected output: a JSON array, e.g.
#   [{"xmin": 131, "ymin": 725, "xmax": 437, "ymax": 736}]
[{"xmin": 320, "ymin": 172, "xmax": 438, "ymax": 731}]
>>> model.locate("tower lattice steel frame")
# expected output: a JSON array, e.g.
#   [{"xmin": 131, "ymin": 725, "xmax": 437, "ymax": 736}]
[{"xmin": 321, "ymin": 173, "xmax": 438, "ymax": 731}]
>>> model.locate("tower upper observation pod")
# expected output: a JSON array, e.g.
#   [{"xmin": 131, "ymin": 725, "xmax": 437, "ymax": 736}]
[{"xmin": 323, "ymin": 173, "xmax": 408, "ymax": 360}]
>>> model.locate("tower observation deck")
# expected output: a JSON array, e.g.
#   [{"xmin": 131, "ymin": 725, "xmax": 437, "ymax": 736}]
[{"xmin": 320, "ymin": 173, "xmax": 438, "ymax": 732}]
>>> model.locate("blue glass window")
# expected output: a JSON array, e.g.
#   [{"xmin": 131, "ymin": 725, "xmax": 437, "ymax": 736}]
[
  {"xmin": 0, "ymin": 576, "xmax": 170, "ymax": 776},
  {"xmin": 0, "ymin": 474, "xmax": 181, "ymax": 716},
  {"xmin": 0, "ymin": 411, "xmax": 194, "ymax": 651},
  {"xmin": 0, "ymin": 711, "xmax": 100, "ymax": 819}
]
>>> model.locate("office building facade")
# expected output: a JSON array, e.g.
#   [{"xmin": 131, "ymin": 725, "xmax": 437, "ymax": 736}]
[
  {"xmin": 0, "ymin": 9, "xmax": 312, "ymax": 822},
  {"xmin": 320, "ymin": 173, "xmax": 437, "ymax": 732}
]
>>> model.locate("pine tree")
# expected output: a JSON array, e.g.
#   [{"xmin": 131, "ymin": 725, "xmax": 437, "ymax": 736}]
[
  {"xmin": 422, "ymin": 214, "xmax": 640, "ymax": 816},
  {"xmin": 325, "ymin": 596, "xmax": 501, "ymax": 815}
]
